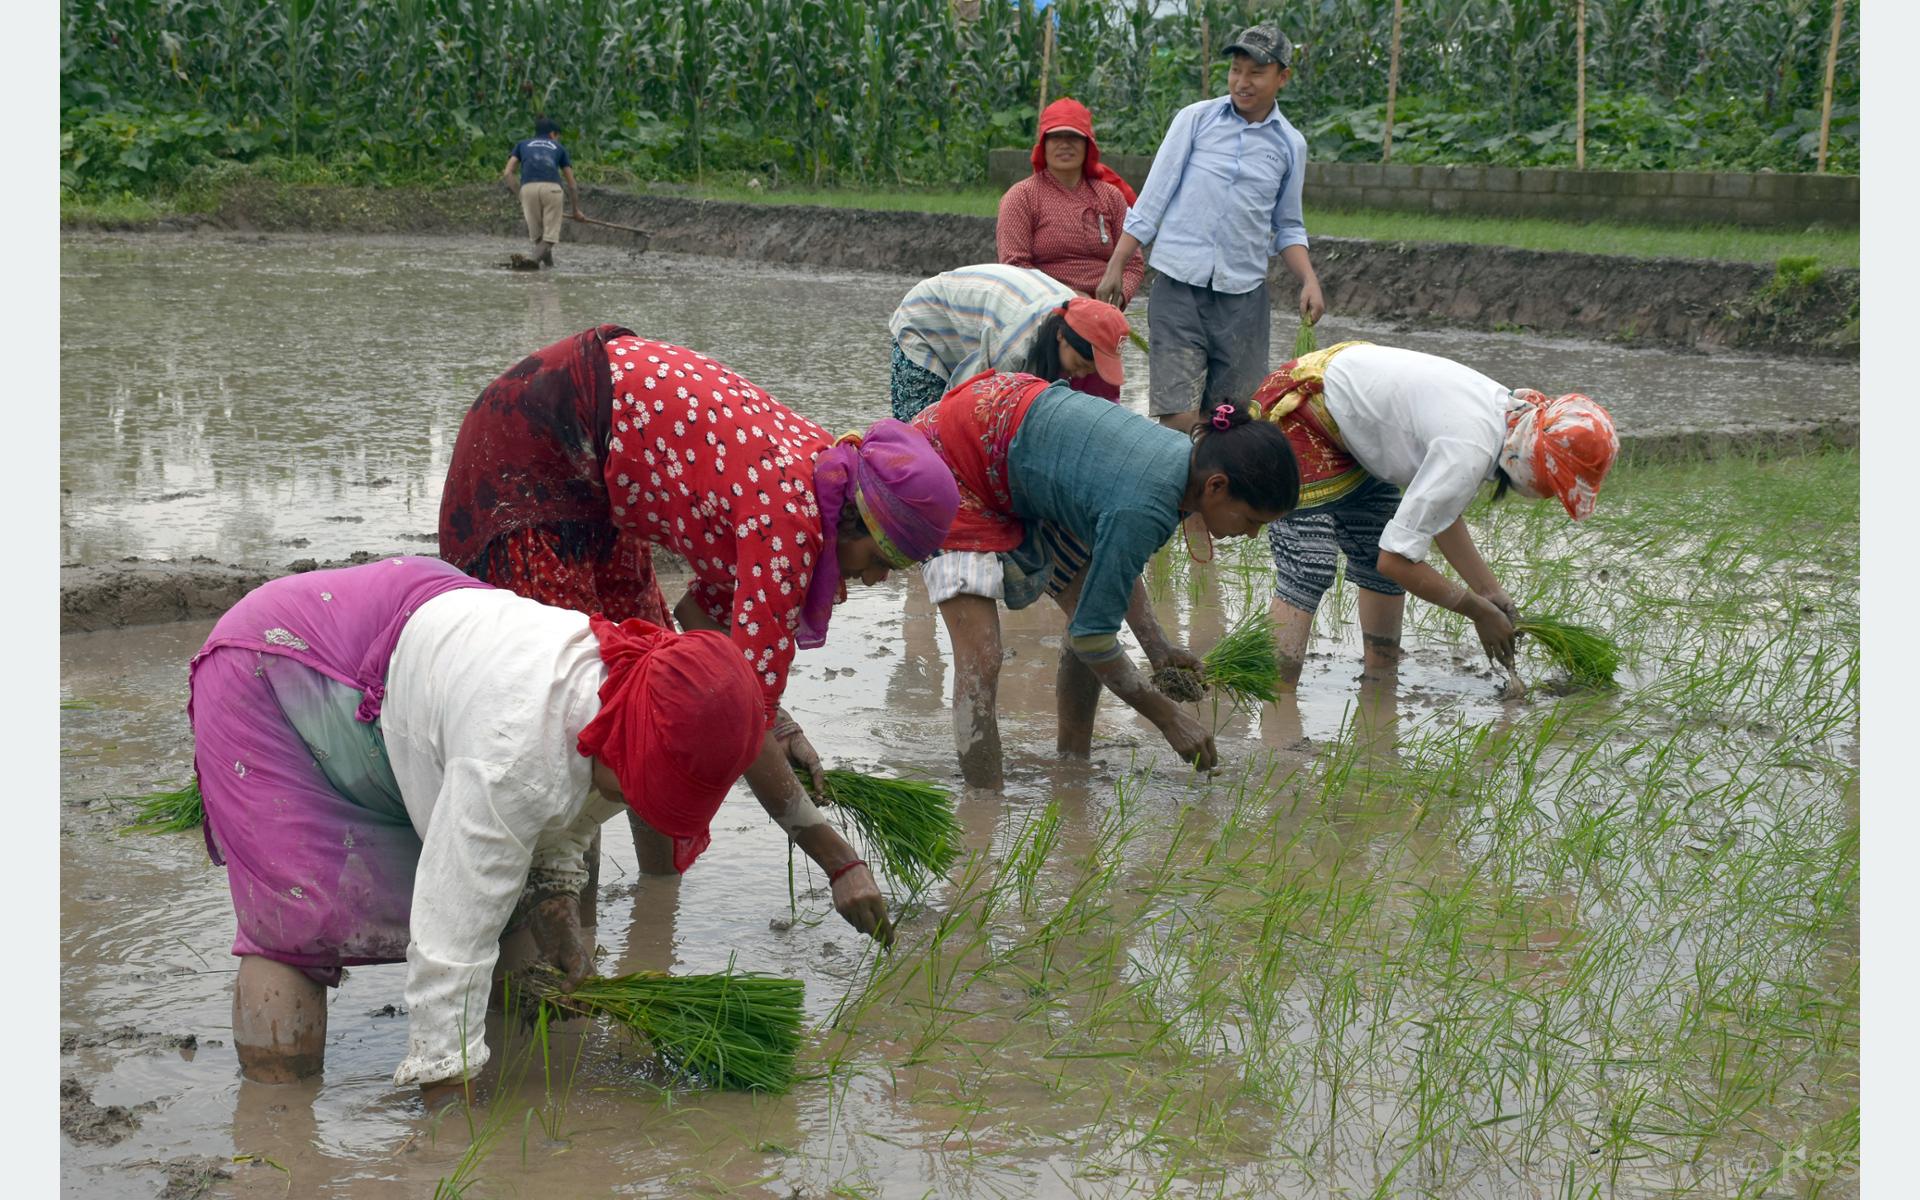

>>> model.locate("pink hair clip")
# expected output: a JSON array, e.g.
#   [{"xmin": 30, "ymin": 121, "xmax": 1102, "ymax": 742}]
[{"xmin": 1211, "ymin": 404, "xmax": 1235, "ymax": 430}]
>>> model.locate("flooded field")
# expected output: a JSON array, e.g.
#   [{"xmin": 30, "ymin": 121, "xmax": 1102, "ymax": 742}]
[
  {"xmin": 60, "ymin": 232, "xmax": 1857, "ymax": 567},
  {"xmin": 58, "ymin": 232, "xmax": 1857, "ymax": 1198}
]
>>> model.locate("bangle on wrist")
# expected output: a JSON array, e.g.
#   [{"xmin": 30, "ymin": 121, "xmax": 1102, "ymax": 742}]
[{"xmin": 827, "ymin": 859, "xmax": 867, "ymax": 885}]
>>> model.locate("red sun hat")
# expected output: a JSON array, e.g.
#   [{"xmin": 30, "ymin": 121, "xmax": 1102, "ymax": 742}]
[
  {"xmin": 575, "ymin": 616, "xmax": 765, "ymax": 873},
  {"xmin": 1061, "ymin": 298, "xmax": 1130, "ymax": 387},
  {"xmin": 1029, "ymin": 97, "xmax": 1139, "ymax": 206}
]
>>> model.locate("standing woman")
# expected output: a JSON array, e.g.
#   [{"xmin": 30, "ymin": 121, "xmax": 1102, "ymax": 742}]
[
  {"xmin": 188, "ymin": 557, "xmax": 766, "ymax": 1100},
  {"xmin": 886, "ymin": 263, "xmax": 1131, "ymax": 421},
  {"xmin": 442, "ymin": 330, "xmax": 959, "ymax": 940},
  {"xmin": 1252, "ymin": 342, "xmax": 1619, "ymax": 685},
  {"xmin": 997, "ymin": 98, "xmax": 1149, "ymax": 394},
  {"xmin": 913, "ymin": 371, "xmax": 1301, "ymax": 789}
]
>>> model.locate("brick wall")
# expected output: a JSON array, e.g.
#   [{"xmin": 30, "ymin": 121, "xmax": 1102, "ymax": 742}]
[{"xmin": 987, "ymin": 149, "xmax": 1858, "ymax": 228}]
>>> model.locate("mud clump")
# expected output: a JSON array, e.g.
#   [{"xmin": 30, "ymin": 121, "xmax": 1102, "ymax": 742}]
[
  {"xmin": 61, "ymin": 1026, "xmax": 200, "ymax": 1055},
  {"xmin": 1151, "ymin": 667, "xmax": 1208, "ymax": 703},
  {"xmin": 60, "ymin": 1075, "xmax": 154, "ymax": 1145},
  {"xmin": 158, "ymin": 1157, "xmax": 232, "ymax": 1200}
]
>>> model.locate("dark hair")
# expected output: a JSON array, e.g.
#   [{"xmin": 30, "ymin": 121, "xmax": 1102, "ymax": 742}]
[
  {"xmin": 1190, "ymin": 399, "xmax": 1301, "ymax": 515},
  {"xmin": 1491, "ymin": 466, "xmax": 1513, "ymax": 503},
  {"xmin": 836, "ymin": 496, "xmax": 868, "ymax": 542},
  {"xmin": 1021, "ymin": 308, "xmax": 1093, "ymax": 383},
  {"xmin": 534, "ymin": 115, "xmax": 559, "ymax": 137}
]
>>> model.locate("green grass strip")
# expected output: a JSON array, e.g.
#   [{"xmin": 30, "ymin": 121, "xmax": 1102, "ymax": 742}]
[
  {"xmin": 532, "ymin": 964, "xmax": 804, "ymax": 1093},
  {"xmin": 119, "ymin": 778, "xmax": 204, "ymax": 834},
  {"xmin": 1516, "ymin": 615, "xmax": 1622, "ymax": 688},
  {"xmin": 803, "ymin": 769, "xmax": 963, "ymax": 894},
  {"xmin": 1201, "ymin": 612, "xmax": 1282, "ymax": 706}
]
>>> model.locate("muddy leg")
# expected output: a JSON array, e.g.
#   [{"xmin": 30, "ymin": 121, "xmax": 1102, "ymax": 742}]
[
  {"xmin": 233, "ymin": 956, "xmax": 327, "ymax": 1083},
  {"xmin": 938, "ymin": 594, "xmax": 1005, "ymax": 791},
  {"xmin": 1049, "ymin": 573, "xmax": 1102, "ymax": 758},
  {"xmin": 578, "ymin": 827, "xmax": 601, "ymax": 929},
  {"xmin": 1356, "ymin": 590, "xmax": 1406, "ymax": 679},
  {"xmin": 538, "ymin": 241, "xmax": 555, "ymax": 266},
  {"xmin": 1270, "ymin": 596, "xmax": 1316, "ymax": 689},
  {"xmin": 628, "ymin": 808, "xmax": 678, "ymax": 876}
]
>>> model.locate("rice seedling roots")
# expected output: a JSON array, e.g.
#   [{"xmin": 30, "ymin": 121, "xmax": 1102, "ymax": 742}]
[{"xmin": 1150, "ymin": 666, "xmax": 1208, "ymax": 703}]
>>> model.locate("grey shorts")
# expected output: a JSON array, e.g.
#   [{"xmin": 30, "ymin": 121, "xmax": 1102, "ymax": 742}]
[
  {"xmin": 1266, "ymin": 475, "xmax": 1408, "ymax": 612},
  {"xmin": 1145, "ymin": 274, "xmax": 1272, "ymax": 418}
]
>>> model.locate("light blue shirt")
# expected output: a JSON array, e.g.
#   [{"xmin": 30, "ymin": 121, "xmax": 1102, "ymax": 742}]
[{"xmin": 1121, "ymin": 96, "xmax": 1310, "ymax": 295}]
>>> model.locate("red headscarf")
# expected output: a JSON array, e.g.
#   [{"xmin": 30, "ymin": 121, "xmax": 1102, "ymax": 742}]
[
  {"xmin": 575, "ymin": 616, "xmax": 764, "ymax": 873},
  {"xmin": 1502, "ymin": 390, "xmax": 1619, "ymax": 521},
  {"xmin": 1032, "ymin": 97, "xmax": 1138, "ymax": 207}
]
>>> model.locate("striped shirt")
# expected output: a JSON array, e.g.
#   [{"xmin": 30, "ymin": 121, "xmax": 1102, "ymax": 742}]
[
  {"xmin": 888, "ymin": 264, "xmax": 1074, "ymax": 385},
  {"xmin": 1122, "ymin": 96, "xmax": 1310, "ymax": 295}
]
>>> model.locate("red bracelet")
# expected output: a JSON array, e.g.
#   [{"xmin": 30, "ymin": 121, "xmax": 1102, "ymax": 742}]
[{"xmin": 827, "ymin": 859, "xmax": 867, "ymax": 885}]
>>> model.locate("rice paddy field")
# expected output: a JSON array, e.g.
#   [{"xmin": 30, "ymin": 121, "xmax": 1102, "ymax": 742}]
[{"xmin": 58, "ymin": 234, "xmax": 1857, "ymax": 1197}]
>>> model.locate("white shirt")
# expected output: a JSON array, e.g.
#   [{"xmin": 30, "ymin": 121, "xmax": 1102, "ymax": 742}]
[
  {"xmin": 889, "ymin": 263, "xmax": 1074, "ymax": 384},
  {"xmin": 1322, "ymin": 345, "xmax": 1512, "ymax": 563},
  {"xmin": 379, "ymin": 587, "xmax": 624, "ymax": 1087}
]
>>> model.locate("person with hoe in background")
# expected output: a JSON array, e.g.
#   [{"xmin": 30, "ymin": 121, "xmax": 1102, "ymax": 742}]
[
  {"xmin": 502, "ymin": 115, "xmax": 584, "ymax": 269},
  {"xmin": 1097, "ymin": 23, "xmax": 1325, "ymax": 434},
  {"xmin": 996, "ymin": 96, "xmax": 1147, "ymax": 395}
]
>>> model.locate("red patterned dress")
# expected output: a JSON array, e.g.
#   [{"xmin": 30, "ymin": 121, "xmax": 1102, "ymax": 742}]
[{"xmin": 600, "ymin": 336, "xmax": 835, "ymax": 720}]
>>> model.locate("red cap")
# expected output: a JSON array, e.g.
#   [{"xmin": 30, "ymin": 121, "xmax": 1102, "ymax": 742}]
[{"xmin": 1062, "ymin": 298, "xmax": 1129, "ymax": 387}]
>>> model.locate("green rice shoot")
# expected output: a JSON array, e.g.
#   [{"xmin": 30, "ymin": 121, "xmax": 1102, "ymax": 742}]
[
  {"xmin": 1516, "ymin": 614, "xmax": 1622, "ymax": 688},
  {"xmin": 530, "ymin": 963, "xmax": 804, "ymax": 1093},
  {"xmin": 804, "ymin": 769, "xmax": 962, "ymax": 894},
  {"xmin": 119, "ymin": 777, "xmax": 204, "ymax": 834},
  {"xmin": 1201, "ymin": 612, "xmax": 1282, "ymax": 706},
  {"xmin": 1293, "ymin": 313, "xmax": 1317, "ymax": 359},
  {"xmin": 1126, "ymin": 329, "xmax": 1151, "ymax": 355}
]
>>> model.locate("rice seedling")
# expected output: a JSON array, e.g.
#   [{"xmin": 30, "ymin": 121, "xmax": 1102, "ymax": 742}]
[
  {"xmin": 1293, "ymin": 314, "xmax": 1317, "ymax": 360},
  {"xmin": 528, "ymin": 963, "xmax": 805, "ymax": 1093},
  {"xmin": 1200, "ymin": 611, "xmax": 1282, "ymax": 707},
  {"xmin": 803, "ymin": 768, "xmax": 963, "ymax": 894},
  {"xmin": 1515, "ymin": 614, "xmax": 1622, "ymax": 687},
  {"xmin": 118, "ymin": 777, "xmax": 204, "ymax": 834}
]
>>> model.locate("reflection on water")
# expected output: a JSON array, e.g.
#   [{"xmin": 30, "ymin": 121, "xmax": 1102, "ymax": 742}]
[{"xmin": 61, "ymin": 233, "xmax": 1856, "ymax": 567}]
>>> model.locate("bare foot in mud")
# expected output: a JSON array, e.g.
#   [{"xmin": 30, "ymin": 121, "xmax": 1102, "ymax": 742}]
[{"xmin": 1150, "ymin": 666, "xmax": 1208, "ymax": 703}]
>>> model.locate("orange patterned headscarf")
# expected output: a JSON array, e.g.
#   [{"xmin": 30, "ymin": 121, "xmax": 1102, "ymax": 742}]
[{"xmin": 1501, "ymin": 390, "xmax": 1618, "ymax": 521}]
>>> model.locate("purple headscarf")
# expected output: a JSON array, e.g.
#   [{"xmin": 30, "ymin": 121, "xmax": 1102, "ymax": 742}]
[{"xmin": 799, "ymin": 418, "xmax": 959, "ymax": 648}]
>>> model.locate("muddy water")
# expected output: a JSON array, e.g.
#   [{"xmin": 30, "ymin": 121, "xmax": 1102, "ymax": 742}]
[{"xmin": 61, "ymin": 232, "xmax": 1857, "ymax": 567}]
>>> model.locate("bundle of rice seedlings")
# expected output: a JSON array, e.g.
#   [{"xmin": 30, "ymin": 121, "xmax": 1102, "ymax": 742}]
[
  {"xmin": 1201, "ymin": 613, "xmax": 1282, "ymax": 706},
  {"xmin": 119, "ymin": 778, "xmax": 204, "ymax": 834},
  {"xmin": 1516, "ymin": 615, "xmax": 1621, "ymax": 688},
  {"xmin": 530, "ymin": 964, "xmax": 804, "ymax": 1092},
  {"xmin": 802, "ymin": 769, "xmax": 962, "ymax": 893},
  {"xmin": 1293, "ymin": 314, "xmax": 1317, "ymax": 359},
  {"xmin": 1150, "ymin": 665, "xmax": 1208, "ymax": 703}
]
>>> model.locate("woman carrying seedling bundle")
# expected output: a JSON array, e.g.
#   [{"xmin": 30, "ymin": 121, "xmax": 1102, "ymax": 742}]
[
  {"xmin": 442, "ymin": 328, "xmax": 959, "ymax": 942},
  {"xmin": 187, "ymin": 556, "xmax": 766, "ymax": 1101},
  {"xmin": 1252, "ymin": 342, "xmax": 1618, "ymax": 685},
  {"xmin": 913, "ymin": 371, "xmax": 1300, "ymax": 788},
  {"xmin": 887, "ymin": 263, "xmax": 1132, "ymax": 419}
]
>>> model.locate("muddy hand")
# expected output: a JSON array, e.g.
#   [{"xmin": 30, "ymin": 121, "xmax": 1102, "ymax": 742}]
[
  {"xmin": 1299, "ymin": 279, "xmax": 1326, "ymax": 324},
  {"xmin": 1095, "ymin": 269, "xmax": 1125, "ymax": 309},
  {"xmin": 831, "ymin": 864, "xmax": 894, "ymax": 947},
  {"xmin": 527, "ymin": 894, "xmax": 591, "ymax": 993},
  {"xmin": 1471, "ymin": 601, "xmax": 1518, "ymax": 673},
  {"xmin": 1162, "ymin": 709, "xmax": 1219, "ymax": 773},
  {"xmin": 1151, "ymin": 643, "xmax": 1205, "ymax": 675},
  {"xmin": 772, "ymin": 709, "xmax": 827, "ymax": 797},
  {"xmin": 1479, "ymin": 587, "xmax": 1520, "ymax": 625}
]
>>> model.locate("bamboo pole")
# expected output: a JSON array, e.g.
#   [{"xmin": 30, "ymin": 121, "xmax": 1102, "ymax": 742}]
[
  {"xmin": 1575, "ymin": 0, "xmax": 1586, "ymax": 170},
  {"xmin": 1817, "ymin": 0, "xmax": 1845, "ymax": 172},
  {"xmin": 1036, "ymin": 14, "xmax": 1055, "ymax": 129},
  {"xmin": 1199, "ymin": 9, "xmax": 1210, "ymax": 99},
  {"xmin": 1382, "ymin": 0, "xmax": 1404, "ymax": 163}
]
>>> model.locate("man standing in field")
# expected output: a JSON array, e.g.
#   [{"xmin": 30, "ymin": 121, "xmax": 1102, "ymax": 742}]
[
  {"xmin": 502, "ymin": 115, "xmax": 584, "ymax": 269},
  {"xmin": 1096, "ymin": 23, "xmax": 1325, "ymax": 434}
]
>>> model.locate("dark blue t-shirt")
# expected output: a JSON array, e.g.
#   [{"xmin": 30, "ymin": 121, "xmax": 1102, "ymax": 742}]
[{"xmin": 512, "ymin": 136, "xmax": 571, "ymax": 184}]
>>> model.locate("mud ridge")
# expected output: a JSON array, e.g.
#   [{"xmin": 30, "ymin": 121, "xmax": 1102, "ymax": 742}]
[{"xmin": 65, "ymin": 180, "xmax": 1857, "ymax": 358}]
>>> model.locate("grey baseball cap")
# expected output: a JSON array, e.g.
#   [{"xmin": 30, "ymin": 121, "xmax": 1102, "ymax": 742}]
[{"xmin": 1223, "ymin": 23, "xmax": 1293, "ymax": 68}]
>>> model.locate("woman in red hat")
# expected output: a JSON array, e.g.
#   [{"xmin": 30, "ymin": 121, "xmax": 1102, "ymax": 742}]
[
  {"xmin": 186, "ymin": 557, "xmax": 767, "ymax": 1102},
  {"xmin": 998, "ymin": 97, "xmax": 1148, "ymax": 371}
]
